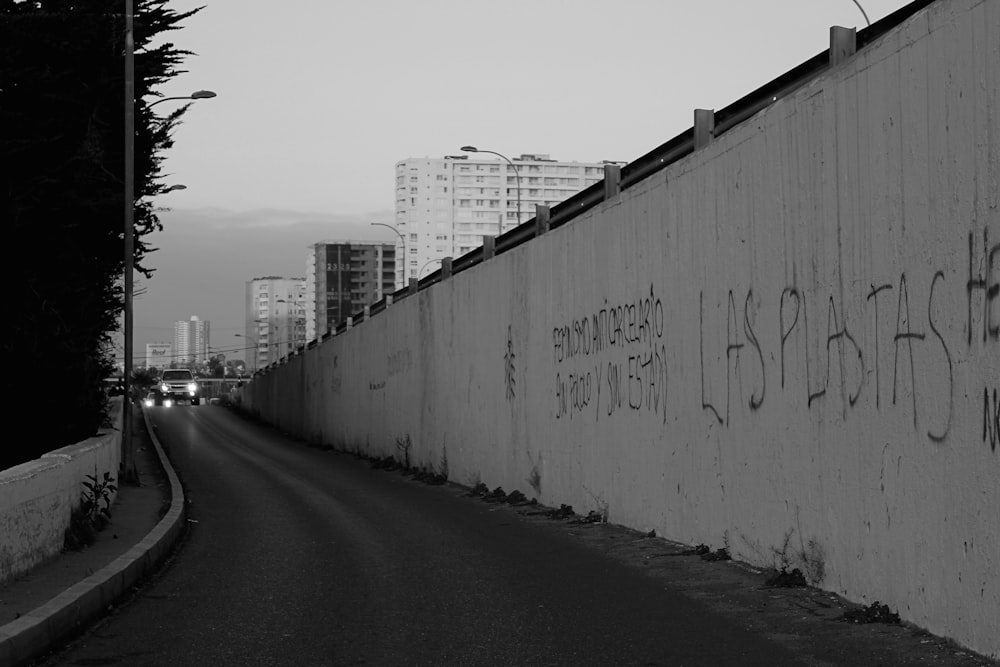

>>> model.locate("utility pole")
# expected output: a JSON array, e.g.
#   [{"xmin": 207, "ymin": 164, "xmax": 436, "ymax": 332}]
[{"xmin": 122, "ymin": 0, "xmax": 137, "ymax": 481}]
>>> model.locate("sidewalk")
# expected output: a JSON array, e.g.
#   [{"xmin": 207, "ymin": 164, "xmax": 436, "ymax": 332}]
[{"xmin": 0, "ymin": 407, "xmax": 185, "ymax": 666}]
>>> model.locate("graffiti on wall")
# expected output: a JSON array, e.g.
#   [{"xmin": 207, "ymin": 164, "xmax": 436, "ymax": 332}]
[
  {"xmin": 547, "ymin": 228, "xmax": 997, "ymax": 449},
  {"xmin": 986, "ymin": 388, "xmax": 999, "ymax": 452},
  {"xmin": 966, "ymin": 228, "xmax": 999, "ymax": 344},
  {"xmin": 388, "ymin": 348, "xmax": 412, "ymax": 378},
  {"xmin": 552, "ymin": 284, "xmax": 668, "ymax": 423},
  {"xmin": 504, "ymin": 325, "xmax": 516, "ymax": 402},
  {"xmin": 330, "ymin": 355, "xmax": 342, "ymax": 394}
]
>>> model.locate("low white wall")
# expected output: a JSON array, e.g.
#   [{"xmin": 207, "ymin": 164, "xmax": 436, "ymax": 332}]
[
  {"xmin": 244, "ymin": 0, "xmax": 998, "ymax": 657},
  {"xmin": 0, "ymin": 399, "xmax": 123, "ymax": 584}
]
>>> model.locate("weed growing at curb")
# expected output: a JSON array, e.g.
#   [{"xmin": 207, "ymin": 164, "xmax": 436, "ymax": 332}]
[
  {"xmin": 701, "ymin": 547, "xmax": 731, "ymax": 562},
  {"xmin": 540, "ymin": 503, "xmax": 575, "ymax": 519},
  {"xmin": 468, "ymin": 481, "xmax": 489, "ymax": 497},
  {"xmin": 63, "ymin": 471, "xmax": 118, "ymax": 551},
  {"xmin": 681, "ymin": 544, "xmax": 711, "ymax": 556},
  {"xmin": 483, "ymin": 486, "xmax": 508, "ymax": 503},
  {"xmin": 395, "ymin": 435, "xmax": 412, "ymax": 469},
  {"xmin": 765, "ymin": 567, "xmax": 808, "ymax": 588},
  {"xmin": 505, "ymin": 490, "xmax": 528, "ymax": 505},
  {"xmin": 839, "ymin": 601, "xmax": 901, "ymax": 625},
  {"xmin": 675, "ymin": 544, "xmax": 731, "ymax": 561}
]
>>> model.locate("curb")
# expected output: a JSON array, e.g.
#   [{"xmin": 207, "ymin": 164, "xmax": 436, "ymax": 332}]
[{"xmin": 0, "ymin": 406, "xmax": 186, "ymax": 667}]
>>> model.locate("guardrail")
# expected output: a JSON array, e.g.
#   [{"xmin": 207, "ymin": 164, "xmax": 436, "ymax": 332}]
[{"xmin": 256, "ymin": 0, "xmax": 934, "ymax": 376}]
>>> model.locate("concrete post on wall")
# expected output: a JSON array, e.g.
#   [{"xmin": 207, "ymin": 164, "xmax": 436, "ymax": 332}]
[
  {"xmin": 346, "ymin": 316, "xmax": 353, "ymax": 330},
  {"xmin": 694, "ymin": 109, "xmax": 715, "ymax": 149},
  {"xmin": 603, "ymin": 164, "xmax": 621, "ymax": 201},
  {"xmin": 386, "ymin": 294, "xmax": 393, "ymax": 307},
  {"xmin": 363, "ymin": 306, "xmax": 370, "ymax": 319},
  {"xmin": 483, "ymin": 235, "xmax": 495, "ymax": 260},
  {"xmin": 408, "ymin": 278, "xmax": 418, "ymax": 295},
  {"xmin": 442, "ymin": 257, "xmax": 453, "ymax": 278},
  {"xmin": 829, "ymin": 26, "xmax": 857, "ymax": 66},
  {"xmin": 535, "ymin": 204, "xmax": 550, "ymax": 236}
]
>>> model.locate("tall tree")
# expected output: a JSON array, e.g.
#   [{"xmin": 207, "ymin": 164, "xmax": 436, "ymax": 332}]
[{"xmin": 0, "ymin": 0, "xmax": 200, "ymax": 470}]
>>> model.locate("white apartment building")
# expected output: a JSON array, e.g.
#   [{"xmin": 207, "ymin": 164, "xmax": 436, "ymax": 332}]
[
  {"xmin": 392, "ymin": 153, "xmax": 611, "ymax": 288},
  {"xmin": 173, "ymin": 316, "xmax": 209, "ymax": 366},
  {"xmin": 245, "ymin": 277, "xmax": 307, "ymax": 370}
]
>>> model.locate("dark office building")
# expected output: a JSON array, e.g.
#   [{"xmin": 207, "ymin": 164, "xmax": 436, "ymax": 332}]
[{"xmin": 306, "ymin": 242, "xmax": 396, "ymax": 338}]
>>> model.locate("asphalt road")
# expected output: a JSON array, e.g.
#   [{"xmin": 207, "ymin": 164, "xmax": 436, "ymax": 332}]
[{"xmin": 32, "ymin": 404, "xmax": 813, "ymax": 666}]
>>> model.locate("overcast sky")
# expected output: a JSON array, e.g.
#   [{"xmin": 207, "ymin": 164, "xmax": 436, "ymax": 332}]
[{"xmin": 132, "ymin": 0, "xmax": 911, "ymax": 364}]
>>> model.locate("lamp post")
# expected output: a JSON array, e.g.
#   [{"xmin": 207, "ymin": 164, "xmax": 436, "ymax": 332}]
[
  {"xmin": 148, "ymin": 89, "xmax": 217, "ymax": 109},
  {"xmin": 419, "ymin": 258, "xmax": 442, "ymax": 278},
  {"xmin": 370, "ymin": 222, "xmax": 406, "ymax": 287},
  {"xmin": 122, "ymin": 0, "xmax": 136, "ymax": 480},
  {"xmin": 850, "ymin": 0, "xmax": 871, "ymax": 26},
  {"xmin": 461, "ymin": 146, "xmax": 522, "ymax": 228}
]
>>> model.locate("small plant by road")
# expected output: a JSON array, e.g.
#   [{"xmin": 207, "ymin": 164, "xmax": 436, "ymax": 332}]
[{"xmin": 63, "ymin": 471, "xmax": 117, "ymax": 551}]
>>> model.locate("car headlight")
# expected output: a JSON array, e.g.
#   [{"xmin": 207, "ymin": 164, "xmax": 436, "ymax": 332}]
[
  {"xmin": 160, "ymin": 382, "xmax": 169, "ymax": 392},
  {"xmin": 163, "ymin": 399, "xmax": 173, "ymax": 408},
  {"xmin": 143, "ymin": 398, "xmax": 154, "ymax": 407},
  {"xmin": 187, "ymin": 382, "xmax": 198, "ymax": 392}
]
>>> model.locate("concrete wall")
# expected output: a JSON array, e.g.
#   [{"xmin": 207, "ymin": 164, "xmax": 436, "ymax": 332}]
[
  {"xmin": 0, "ymin": 399, "xmax": 123, "ymax": 584},
  {"xmin": 244, "ymin": 0, "xmax": 999, "ymax": 657}
]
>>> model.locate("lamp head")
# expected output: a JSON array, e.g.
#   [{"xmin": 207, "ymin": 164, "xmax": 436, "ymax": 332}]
[
  {"xmin": 191, "ymin": 90, "xmax": 217, "ymax": 99},
  {"xmin": 460, "ymin": 145, "xmax": 478, "ymax": 152}
]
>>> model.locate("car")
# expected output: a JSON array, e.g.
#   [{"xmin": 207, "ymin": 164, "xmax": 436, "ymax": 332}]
[
  {"xmin": 143, "ymin": 391, "xmax": 174, "ymax": 408},
  {"xmin": 154, "ymin": 369, "xmax": 201, "ymax": 406}
]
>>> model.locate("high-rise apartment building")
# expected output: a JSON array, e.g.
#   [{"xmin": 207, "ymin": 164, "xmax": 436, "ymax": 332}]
[
  {"xmin": 392, "ymin": 153, "xmax": 610, "ymax": 288},
  {"xmin": 245, "ymin": 277, "xmax": 307, "ymax": 370},
  {"xmin": 304, "ymin": 241, "xmax": 396, "ymax": 340},
  {"xmin": 173, "ymin": 316, "xmax": 209, "ymax": 366}
]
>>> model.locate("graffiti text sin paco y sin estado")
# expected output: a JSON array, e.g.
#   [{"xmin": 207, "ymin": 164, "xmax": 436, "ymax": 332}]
[{"xmin": 552, "ymin": 284, "xmax": 669, "ymax": 423}]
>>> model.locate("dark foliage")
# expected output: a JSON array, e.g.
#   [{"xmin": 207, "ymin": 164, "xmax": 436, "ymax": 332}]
[
  {"xmin": 0, "ymin": 0, "xmax": 199, "ymax": 470},
  {"xmin": 839, "ymin": 601, "xmax": 901, "ymax": 625},
  {"xmin": 765, "ymin": 567, "xmax": 808, "ymax": 587}
]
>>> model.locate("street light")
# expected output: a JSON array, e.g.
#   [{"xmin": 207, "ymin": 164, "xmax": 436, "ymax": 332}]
[
  {"xmin": 850, "ymin": 0, "xmax": 871, "ymax": 26},
  {"xmin": 461, "ymin": 145, "xmax": 522, "ymax": 227},
  {"xmin": 162, "ymin": 184, "xmax": 187, "ymax": 193},
  {"xmin": 370, "ymin": 222, "xmax": 406, "ymax": 286},
  {"xmin": 419, "ymin": 258, "xmax": 442, "ymax": 278},
  {"xmin": 148, "ymin": 89, "xmax": 217, "ymax": 109}
]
